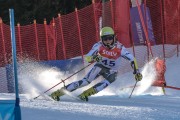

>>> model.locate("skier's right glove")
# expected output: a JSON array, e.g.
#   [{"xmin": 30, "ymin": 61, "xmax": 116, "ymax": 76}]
[
  {"xmin": 92, "ymin": 54, "xmax": 102, "ymax": 62},
  {"xmin": 131, "ymin": 58, "xmax": 142, "ymax": 81}
]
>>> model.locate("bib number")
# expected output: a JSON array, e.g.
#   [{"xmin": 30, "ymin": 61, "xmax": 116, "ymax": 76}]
[{"xmin": 102, "ymin": 60, "xmax": 115, "ymax": 67}]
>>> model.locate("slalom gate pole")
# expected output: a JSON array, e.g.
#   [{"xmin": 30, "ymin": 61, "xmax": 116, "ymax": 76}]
[
  {"xmin": 33, "ymin": 63, "xmax": 93, "ymax": 100},
  {"xmin": 9, "ymin": 8, "xmax": 22, "ymax": 120},
  {"xmin": 129, "ymin": 81, "xmax": 138, "ymax": 99}
]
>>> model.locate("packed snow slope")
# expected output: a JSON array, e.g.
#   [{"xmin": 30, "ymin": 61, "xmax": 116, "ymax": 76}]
[{"xmin": 3, "ymin": 53, "xmax": 180, "ymax": 120}]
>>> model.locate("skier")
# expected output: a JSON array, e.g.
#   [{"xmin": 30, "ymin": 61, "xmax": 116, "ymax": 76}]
[{"xmin": 50, "ymin": 27, "xmax": 143, "ymax": 101}]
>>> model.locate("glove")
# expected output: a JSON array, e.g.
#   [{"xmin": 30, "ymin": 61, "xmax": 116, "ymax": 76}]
[
  {"xmin": 92, "ymin": 54, "xmax": 102, "ymax": 62},
  {"xmin": 135, "ymin": 73, "xmax": 142, "ymax": 81},
  {"xmin": 134, "ymin": 70, "xmax": 143, "ymax": 81}
]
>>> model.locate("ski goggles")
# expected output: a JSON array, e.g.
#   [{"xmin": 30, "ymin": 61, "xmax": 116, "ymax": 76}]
[{"xmin": 101, "ymin": 35, "xmax": 114, "ymax": 41}]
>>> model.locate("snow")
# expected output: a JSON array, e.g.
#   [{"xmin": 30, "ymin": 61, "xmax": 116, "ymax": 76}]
[
  {"xmin": 20, "ymin": 96, "xmax": 180, "ymax": 120},
  {"xmin": 2, "ymin": 53, "xmax": 180, "ymax": 120}
]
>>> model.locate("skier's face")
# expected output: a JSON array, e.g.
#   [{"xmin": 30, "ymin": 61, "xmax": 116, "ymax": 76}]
[{"xmin": 102, "ymin": 35, "xmax": 114, "ymax": 46}]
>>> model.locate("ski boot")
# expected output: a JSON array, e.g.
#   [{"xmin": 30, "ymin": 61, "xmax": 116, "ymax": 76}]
[
  {"xmin": 50, "ymin": 88, "xmax": 65, "ymax": 101},
  {"xmin": 78, "ymin": 87, "xmax": 97, "ymax": 101}
]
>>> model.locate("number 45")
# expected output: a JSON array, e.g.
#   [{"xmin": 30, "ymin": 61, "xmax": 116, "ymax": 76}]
[{"xmin": 102, "ymin": 60, "xmax": 115, "ymax": 67}]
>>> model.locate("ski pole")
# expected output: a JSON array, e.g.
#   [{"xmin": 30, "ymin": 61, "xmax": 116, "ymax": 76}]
[
  {"xmin": 33, "ymin": 63, "xmax": 93, "ymax": 100},
  {"xmin": 128, "ymin": 81, "xmax": 138, "ymax": 99}
]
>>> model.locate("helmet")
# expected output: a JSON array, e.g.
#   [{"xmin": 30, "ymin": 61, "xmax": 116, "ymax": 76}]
[
  {"xmin": 100, "ymin": 27, "xmax": 116, "ymax": 49},
  {"xmin": 100, "ymin": 27, "xmax": 114, "ymax": 37}
]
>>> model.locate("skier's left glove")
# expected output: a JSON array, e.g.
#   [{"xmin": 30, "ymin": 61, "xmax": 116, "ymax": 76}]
[
  {"xmin": 131, "ymin": 58, "xmax": 142, "ymax": 81},
  {"xmin": 134, "ymin": 70, "xmax": 143, "ymax": 81}
]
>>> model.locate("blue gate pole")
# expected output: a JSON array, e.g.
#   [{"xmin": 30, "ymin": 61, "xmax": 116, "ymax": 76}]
[{"xmin": 9, "ymin": 9, "xmax": 21, "ymax": 120}]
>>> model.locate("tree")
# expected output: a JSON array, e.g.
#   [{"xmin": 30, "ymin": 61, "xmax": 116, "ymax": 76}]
[{"xmin": 0, "ymin": 0, "xmax": 92, "ymax": 25}]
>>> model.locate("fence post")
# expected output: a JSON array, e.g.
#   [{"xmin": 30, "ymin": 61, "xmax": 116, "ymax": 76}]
[
  {"xmin": 110, "ymin": 0, "xmax": 115, "ymax": 29},
  {"xmin": 136, "ymin": 0, "xmax": 153, "ymax": 60},
  {"xmin": 0, "ymin": 18, "xmax": 7, "ymax": 64},
  {"xmin": 58, "ymin": 14, "xmax": 66, "ymax": 59},
  {"xmin": 163, "ymin": 0, "xmax": 168, "ymax": 58},
  {"xmin": 34, "ymin": 20, "xmax": 40, "ymax": 61},
  {"xmin": 44, "ymin": 19, "xmax": 50, "ymax": 60},
  {"xmin": 17, "ymin": 23, "xmax": 23, "ymax": 61},
  {"xmin": 128, "ymin": 1, "xmax": 136, "ymax": 57},
  {"xmin": 52, "ymin": 17, "xmax": 56, "ymax": 60},
  {"xmin": 75, "ymin": 8, "xmax": 84, "ymax": 62},
  {"xmin": 143, "ymin": 0, "xmax": 148, "ymax": 32},
  {"xmin": 177, "ymin": 1, "xmax": 180, "ymax": 57},
  {"xmin": 142, "ymin": 0, "xmax": 150, "ymax": 61},
  {"xmin": 159, "ymin": 0, "xmax": 166, "ymax": 59},
  {"xmin": 92, "ymin": 0, "xmax": 99, "ymax": 42}
]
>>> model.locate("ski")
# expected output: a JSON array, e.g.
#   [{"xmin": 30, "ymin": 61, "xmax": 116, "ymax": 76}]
[
  {"xmin": 62, "ymin": 89, "xmax": 84, "ymax": 102},
  {"xmin": 41, "ymin": 93, "xmax": 55, "ymax": 101},
  {"xmin": 29, "ymin": 93, "xmax": 54, "ymax": 102},
  {"xmin": 50, "ymin": 88, "xmax": 87, "ymax": 102}
]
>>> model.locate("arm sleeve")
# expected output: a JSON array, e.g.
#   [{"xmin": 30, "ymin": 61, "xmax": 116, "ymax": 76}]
[
  {"xmin": 85, "ymin": 42, "xmax": 100, "ymax": 63},
  {"xmin": 121, "ymin": 46, "xmax": 139, "ymax": 73},
  {"xmin": 121, "ymin": 46, "xmax": 134, "ymax": 62},
  {"xmin": 131, "ymin": 58, "xmax": 139, "ymax": 74}
]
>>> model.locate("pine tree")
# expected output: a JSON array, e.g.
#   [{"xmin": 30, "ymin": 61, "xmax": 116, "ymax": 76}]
[{"xmin": 0, "ymin": 0, "xmax": 92, "ymax": 25}]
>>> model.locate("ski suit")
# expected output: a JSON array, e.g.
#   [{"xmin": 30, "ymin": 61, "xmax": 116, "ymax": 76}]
[{"xmin": 65, "ymin": 41, "xmax": 135, "ymax": 93}]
